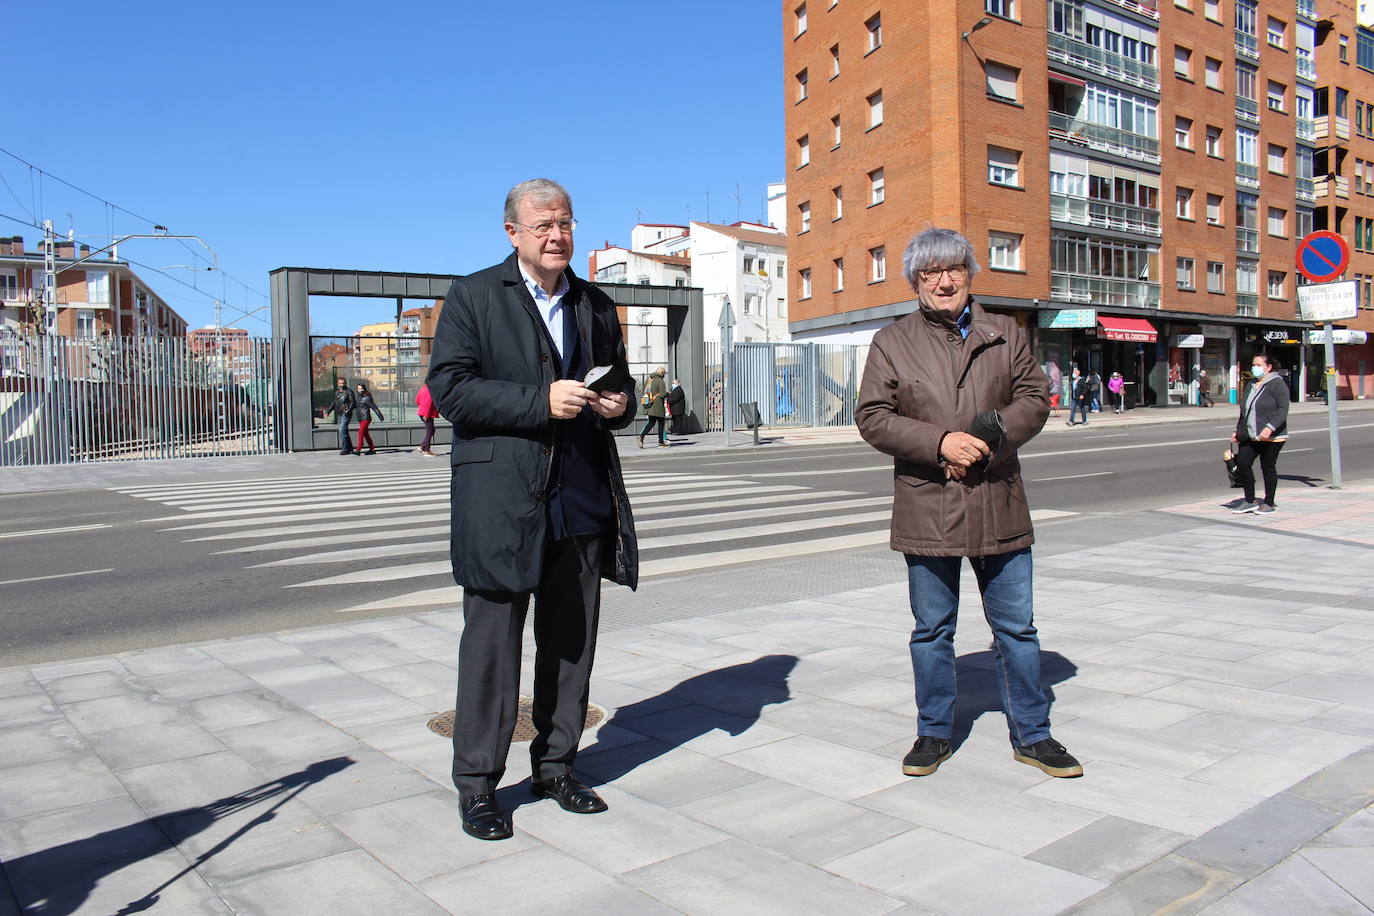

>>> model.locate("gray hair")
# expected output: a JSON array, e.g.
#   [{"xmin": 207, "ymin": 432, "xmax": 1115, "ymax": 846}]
[
  {"xmin": 902, "ymin": 227, "xmax": 980, "ymax": 285},
  {"xmin": 504, "ymin": 178, "xmax": 573, "ymax": 224}
]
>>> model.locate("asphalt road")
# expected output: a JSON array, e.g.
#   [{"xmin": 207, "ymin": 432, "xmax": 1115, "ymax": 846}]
[{"xmin": 2, "ymin": 413, "xmax": 1372, "ymax": 666}]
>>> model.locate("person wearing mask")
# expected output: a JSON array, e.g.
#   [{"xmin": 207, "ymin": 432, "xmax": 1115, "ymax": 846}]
[
  {"xmin": 416, "ymin": 383, "xmax": 440, "ymax": 457},
  {"xmin": 1066, "ymin": 368, "xmax": 1091, "ymax": 427},
  {"xmin": 1107, "ymin": 371, "xmax": 1125, "ymax": 413},
  {"xmin": 664, "ymin": 378, "xmax": 687, "ymax": 438},
  {"xmin": 328, "ymin": 377, "xmax": 356, "ymax": 455},
  {"xmin": 1229, "ymin": 353, "xmax": 1290, "ymax": 515},
  {"xmin": 353, "ymin": 383, "xmax": 386, "ymax": 455}
]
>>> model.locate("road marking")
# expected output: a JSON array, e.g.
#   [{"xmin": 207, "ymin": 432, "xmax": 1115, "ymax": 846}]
[
  {"xmin": 0, "ymin": 568, "xmax": 113, "ymax": 586},
  {"xmin": 338, "ymin": 586, "xmax": 462, "ymax": 613},
  {"xmin": 1030, "ymin": 472, "xmax": 1115, "ymax": 482},
  {"xmin": 1284, "ymin": 447, "xmax": 1315, "ymax": 453},
  {"xmin": 0, "ymin": 524, "xmax": 112, "ymax": 539}
]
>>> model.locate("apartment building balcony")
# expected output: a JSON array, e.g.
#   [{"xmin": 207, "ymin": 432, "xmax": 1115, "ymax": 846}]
[
  {"xmin": 1050, "ymin": 272, "xmax": 1161, "ymax": 308},
  {"xmin": 1047, "ymin": 33, "xmax": 1160, "ymax": 91},
  {"xmin": 1236, "ymin": 163, "xmax": 1261, "ymax": 189},
  {"xmin": 1314, "ymin": 115, "xmax": 1350, "ymax": 142},
  {"xmin": 1297, "ymin": 117, "xmax": 1317, "ymax": 142},
  {"xmin": 1296, "ymin": 0, "xmax": 1317, "ymax": 22},
  {"xmin": 1049, "ymin": 112, "xmax": 1161, "ymax": 164},
  {"xmin": 1313, "ymin": 175, "xmax": 1350, "ymax": 199},
  {"xmin": 1296, "ymin": 176, "xmax": 1317, "ymax": 202},
  {"xmin": 1235, "ymin": 98, "xmax": 1260, "ymax": 126},
  {"xmin": 1235, "ymin": 293, "xmax": 1260, "ymax": 317},
  {"xmin": 1100, "ymin": 0, "xmax": 1159, "ymax": 19},
  {"xmin": 1234, "ymin": 31, "xmax": 1260, "ymax": 62},
  {"xmin": 1236, "ymin": 227, "xmax": 1261, "ymax": 255},
  {"xmin": 1051, "ymin": 192, "xmax": 1162, "ymax": 236}
]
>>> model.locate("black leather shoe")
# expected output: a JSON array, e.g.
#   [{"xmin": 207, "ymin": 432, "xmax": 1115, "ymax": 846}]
[
  {"xmin": 531, "ymin": 775, "xmax": 608, "ymax": 814},
  {"xmin": 460, "ymin": 793, "xmax": 512, "ymax": 840}
]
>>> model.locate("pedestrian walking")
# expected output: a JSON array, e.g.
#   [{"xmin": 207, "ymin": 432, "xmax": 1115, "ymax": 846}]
[
  {"xmin": 1228, "ymin": 353, "xmax": 1289, "ymax": 515},
  {"xmin": 856, "ymin": 226, "xmax": 1083, "ymax": 780},
  {"xmin": 353, "ymin": 383, "xmax": 386, "ymax": 455},
  {"xmin": 664, "ymin": 378, "xmax": 687, "ymax": 437},
  {"xmin": 1197, "ymin": 367, "xmax": 1215, "ymax": 407},
  {"xmin": 637, "ymin": 367, "xmax": 668, "ymax": 448},
  {"xmin": 1089, "ymin": 370, "xmax": 1103, "ymax": 413},
  {"xmin": 1066, "ymin": 368, "xmax": 1091, "ymax": 426},
  {"xmin": 1107, "ymin": 371, "xmax": 1125, "ymax": 413},
  {"xmin": 328, "ymin": 377, "xmax": 356, "ymax": 454},
  {"xmin": 416, "ymin": 383, "xmax": 440, "ymax": 456},
  {"xmin": 425, "ymin": 177, "xmax": 638, "ymax": 842}
]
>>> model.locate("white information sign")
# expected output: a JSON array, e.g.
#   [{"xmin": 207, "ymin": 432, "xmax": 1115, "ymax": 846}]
[
  {"xmin": 1308, "ymin": 328, "xmax": 1369, "ymax": 345},
  {"xmin": 1297, "ymin": 281, "xmax": 1358, "ymax": 322}
]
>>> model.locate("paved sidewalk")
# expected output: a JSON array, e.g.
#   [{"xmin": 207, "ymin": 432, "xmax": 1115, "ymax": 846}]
[{"xmin": 3, "ymin": 488, "xmax": 1373, "ymax": 913}]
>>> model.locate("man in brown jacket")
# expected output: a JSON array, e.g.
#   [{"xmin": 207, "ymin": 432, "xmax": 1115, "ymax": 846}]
[{"xmin": 856, "ymin": 227, "xmax": 1082, "ymax": 779}]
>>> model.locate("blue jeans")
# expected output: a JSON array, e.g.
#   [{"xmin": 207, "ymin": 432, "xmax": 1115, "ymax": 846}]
[
  {"xmin": 904, "ymin": 548, "xmax": 1051, "ymax": 747},
  {"xmin": 336, "ymin": 411, "xmax": 353, "ymax": 452},
  {"xmin": 1068, "ymin": 400, "xmax": 1089, "ymax": 424}
]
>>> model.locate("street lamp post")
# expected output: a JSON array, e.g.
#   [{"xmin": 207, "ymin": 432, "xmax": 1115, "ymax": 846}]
[{"xmin": 719, "ymin": 294, "xmax": 736, "ymax": 447}]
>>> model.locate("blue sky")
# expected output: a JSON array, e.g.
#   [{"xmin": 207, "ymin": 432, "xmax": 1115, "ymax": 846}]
[{"xmin": 4, "ymin": 2, "xmax": 782, "ymax": 335}]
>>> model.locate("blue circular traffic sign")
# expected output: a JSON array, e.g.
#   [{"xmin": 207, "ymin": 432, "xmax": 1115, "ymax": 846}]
[{"xmin": 1296, "ymin": 231, "xmax": 1351, "ymax": 282}]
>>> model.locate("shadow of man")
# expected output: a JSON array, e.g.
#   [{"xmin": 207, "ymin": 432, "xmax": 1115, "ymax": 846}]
[
  {"xmin": 948, "ymin": 650, "xmax": 1077, "ymax": 749},
  {"xmin": 0, "ymin": 757, "xmax": 354, "ymax": 916},
  {"xmin": 496, "ymin": 654, "xmax": 797, "ymax": 811}
]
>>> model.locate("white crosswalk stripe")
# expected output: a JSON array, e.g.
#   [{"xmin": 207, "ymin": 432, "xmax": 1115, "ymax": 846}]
[{"xmin": 111, "ymin": 467, "xmax": 1076, "ymax": 613}]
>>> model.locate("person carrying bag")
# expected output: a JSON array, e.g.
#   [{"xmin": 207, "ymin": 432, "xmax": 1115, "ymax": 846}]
[{"xmin": 1227, "ymin": 353, "xmax": 1289, "ymax": 515}]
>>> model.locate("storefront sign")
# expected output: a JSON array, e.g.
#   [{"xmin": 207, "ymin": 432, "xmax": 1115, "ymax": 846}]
[
  {"xmin": 1097, "ymin": 316, "xmax": 1159, "ymax": 342},
  {"xmin": 1174, "ymin": 334, "xmax": 1205, "ymax": 348},
  {"xmin": 1038, "ymin": 309, "xmax": 1097, "ymax": 329},
  {"xmin": 1297, "ymin": 281, "xmax": 1358, "ymax": 323},
  {"xmin": 1260, "ymin": 329, "xmax": 1301, "ymax": 344},
  {"xmin": 1308, "ymin": 328, "xmax": 1369, "ymax": 345}
]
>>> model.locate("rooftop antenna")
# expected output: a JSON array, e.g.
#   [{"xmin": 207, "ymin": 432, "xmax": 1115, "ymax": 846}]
[
  {"xmin": 735, "ymin": 184, "xmax": 742, "ymax": 223},
  {"xmin": 705, "ymin": 191, "xmax": 710, "ymax": 223},
  {"xmin": 635, "ymin": 207, "xmax": 642, "ymax": 225}
]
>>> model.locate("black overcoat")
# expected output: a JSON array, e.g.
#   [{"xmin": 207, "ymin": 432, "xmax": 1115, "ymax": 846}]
[{"xmin": 426, "ymin": 253, "xmax": 639, "ymax": 593}]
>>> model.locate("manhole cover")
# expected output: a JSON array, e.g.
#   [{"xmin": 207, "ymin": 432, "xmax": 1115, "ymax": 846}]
[{"xmin": 427, "ymin": 697, "xmax": 606, "ymax": 743}]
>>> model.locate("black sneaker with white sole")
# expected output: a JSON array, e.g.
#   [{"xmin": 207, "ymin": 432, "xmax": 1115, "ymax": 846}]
[
  {"xmin": 1230, "ymin": 500, "xmax": 1259, "ymax": 514},
  {"xmin": 901, "ymin": 736, "xmax": 952, "ymax": 776},
  {"xmin": 1013, "ymin": 738, "xmax": 1083, "ymax": 777}
]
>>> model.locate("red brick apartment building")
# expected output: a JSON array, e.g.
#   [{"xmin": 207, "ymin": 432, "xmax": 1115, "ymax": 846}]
[
  {"xmin": 0, "ymin": 235, "xmax": 187, "ymax": 338},
  {"xmin": 784, "ymin": 0, "xmax": 1374, "ymax": 404}
]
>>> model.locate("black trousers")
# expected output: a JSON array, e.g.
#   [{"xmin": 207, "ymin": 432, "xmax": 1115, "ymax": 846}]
[
  {"xmin": 639, "ymin": 415, "xmax": 666, "ymax": 444},
  {"xmin": 451, "ymin": 534, "xmax": 604, "ymax": 797},
  {"xmin": 1236, "ymin": 440, "xmax": 1285, "ymax": 505}
]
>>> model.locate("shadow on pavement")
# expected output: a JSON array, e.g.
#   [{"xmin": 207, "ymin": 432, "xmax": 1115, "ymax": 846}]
[
  {"xmin": 950, "ymin": 650, "xmax": 1077, "ymax": 749},
  {"xmin": 0, "ymin": 756, "xmax": 354, "ymax": 916}
]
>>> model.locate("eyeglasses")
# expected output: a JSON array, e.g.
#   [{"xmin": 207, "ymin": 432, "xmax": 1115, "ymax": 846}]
[
  {"xmin": 918, "ymin": 265, "xmax": 969, "ymax": 283},
  {"xmin": 512, "ymin": 219, "xmax": 577, "ymax": 238}
]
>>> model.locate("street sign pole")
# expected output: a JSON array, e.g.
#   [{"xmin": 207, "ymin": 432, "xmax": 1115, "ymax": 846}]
[
  {"xmin": 719, "ymin": 295, "xmax": 735, "ymax": 448},
  {"xmin": 1324, "ymin": 323, "xmax": 1343, "ymax": 488}
]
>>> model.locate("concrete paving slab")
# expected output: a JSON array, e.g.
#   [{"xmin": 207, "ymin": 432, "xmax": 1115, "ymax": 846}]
[
  {"xmin": 1298, "ymin": 845, "xmax": 1374, "ymax": 909},
  {"xmin": 215, "ymin": 848, "xmax": 448, "ymax": 915},
  {"xmin": 0, "ymin": 719, "xmax": 89, "ymax": 769},
  {"xmin": 722, "ymin": 734, "xmax": 907, "ymax": 800},
  {"xmin": 1028, "ymin": 815, "xmax": 1189, "ymax": 884},
  {"xmin": 1195, "ymin": 853, "xmax": 1367, "ymax": 915},
  {"xmin": 0, "ymin": 755, "xmax": 130, "ymax": 820},
  {"xmin": 1064, "ymin": 854, "xmax": 1242, "ymax": 915},
  {"xmin": 82, "ymin": 715, "xmax": 229, "ymax": 771},
  {"xmin": 1177, "ymin": 793, "xmax": 1346, "ymax": 876},
  {"xmin": 1286, "ymin": 748, "xmax": 1374, "ymax": 814}
]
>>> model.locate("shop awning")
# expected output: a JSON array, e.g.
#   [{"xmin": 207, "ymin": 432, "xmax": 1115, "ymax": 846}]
[{"xmin": 1097, "ymin": 316, "xmax": 1158, "ymax": 342}]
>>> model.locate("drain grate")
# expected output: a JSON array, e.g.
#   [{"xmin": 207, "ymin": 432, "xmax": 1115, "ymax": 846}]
[{"xmin": 427, "ymin": 697, "xmax": 606, "ymax": 743}]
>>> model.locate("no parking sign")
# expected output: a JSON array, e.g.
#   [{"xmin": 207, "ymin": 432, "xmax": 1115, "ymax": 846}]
[{"xmin": 1296, "ymin": 231, "xmax": 1351, "ymax": 282}]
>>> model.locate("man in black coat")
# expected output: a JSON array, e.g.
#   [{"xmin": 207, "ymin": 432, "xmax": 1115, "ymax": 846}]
[
  {"xmin": 665, "ymin": 378, "xmax": 687, "ymax": 436},
  {"xmin": 426, "ymin": 178, "xmax": 639, "ymax": 841}
]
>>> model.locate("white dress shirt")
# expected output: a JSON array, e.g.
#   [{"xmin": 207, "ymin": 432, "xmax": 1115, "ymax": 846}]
[{"xmin": 518, "ymin": 262, "xmax": 571, "ymax": 359}]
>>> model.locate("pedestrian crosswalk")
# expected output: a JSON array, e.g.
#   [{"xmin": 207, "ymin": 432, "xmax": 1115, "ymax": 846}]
[{"xmin": 112, "ymin": 465, "xmax": 1076, "ymax": 614}]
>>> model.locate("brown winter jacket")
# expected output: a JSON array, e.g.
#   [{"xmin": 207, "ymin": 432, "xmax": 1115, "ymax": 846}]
[{"xmin": 856, "ymin": 300, "xmax": 1050, "ymax": 557}]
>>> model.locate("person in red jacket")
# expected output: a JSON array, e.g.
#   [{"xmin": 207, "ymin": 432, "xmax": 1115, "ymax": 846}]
[{"xmin": 416, "ymin": 383, "xmax": 440, "ymax": 456}]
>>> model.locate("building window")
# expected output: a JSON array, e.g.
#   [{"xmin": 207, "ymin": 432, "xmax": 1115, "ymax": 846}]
[
  {"xmin": 1176, "ymin": 186, "xmax": 1193, "ymax": 219},
  {"xmin": 1296, "ymin": 206, "xmax": 1314, "ymax": 237},
  {"xmin": 1207, "ymin": 261, "xmax": 1225, "ymax": 293},
  {"xmin": 795, "ymin": 2, "xmax": 807, "ymax": 35},
  {"xmin": 869, "ymin": 168, "xmax": 885, "ymax": 205},
  {"xmin": 831, "ymin": 115, "xmax": 841, "ymax": 147},
  {"xmin": 1205, "ymin": 125, "xmax": 1223, "ymax": 156},
  {"xmin": 986, "ymin": 0, "xmax": 1014, "ymax": 17},
  {"xmin": 869, "ymin": 246, "xmax": 886, "ymax": 282},
  {"xmin": 1267, "ymin": 16, "xmax": 1285, "ymax": 48},
  {"xmin": 988, "ymin": 146, "xmax": 1021, "ymax": 186},
  {"xmin": 867, "ymin": 90, "xmax": 884, "ymax": 128},
  {"xmin": 1267, "ymin": 143, "xmax": 1286, "ymax": 174},
  {"xmin": 1340, "ymin": 34, "xmax": 1349, "ymax": 63},
  {"xmin": 799, "ymin": 201, "xmax": 811, "ymax": 233},
  {"xmin": 985, "ymin": 61, "xmax": 1020, "ymax": 102},
  {"xmin": 833, "ymin": 257, "xmax": 845, "ymax": 290},
  {"xmin": 86, "ymin": 271, "xmax": 110, "ymax": 304},
  {"xmin": 743, "ymin": 257, "xmax": 755, "ymax": 274},
  {"xmin": 1206, "ymin": 193, "xmax": 1223, "ymax": 225},
  {"xmin": 797, "ymin": 135, "xmax": 810, "ymax": 168},
  {"xmin": 1204, "ymin": 57, "xmax": 1222, "ymax": 91},
  {"xmin": 800, "ymin": 268, "xmax": 812, "ymax": 299},
  {"xmin": 795, "ymin": 68, "xmax": 808, "ymax": 102},
  {"xmin": 1268, "ymin": 206, "xmax": 1287, "ymax": 236},
  {"xmin": 1177, "ymin": 257, "xmax": 1195, "ymax": 289},
  {"xmin": 0, "ymin": 270, "xmax": 17, "ymax": 301},
  {"xmin": 76, "ymin": 310, "xmax": 96, "ymax": 338},
  {"xmin": 1267, "ymin": 80, "xmax": 1286, "ymax": 112},
  {"xmin": 865, "ymin": 13, "xmax": 882, "ymax": 53},
  {"xmin": 1174, "ymin": 46, "xmax": 1192, "ymax": 78},
  {"xmin": 1235, "ymin": 127, "xmax": 1258, "ymax": 168},
  {"xmin": 832, "ymin": 185, "xmax": 844, "ymax": 219},
  {"xmin": 1237, "ymin": 260, "xmax": 1258, "ymax": 299},
  {"xmin": 1175, "ymin": 116, "xmax": 1193, "ymax": 148},
  {"xmin": 1204, "ymin": 0, "xmax": 1219, "ymax": 22},
  {"xmin": 741, "ymin": 294, "xmax": 753, "ymax": 315},
  {"xmin": 830, "ymin": 44, "xmax": 840, "ymax": 77},
  {"xmin": 989, "ymin": 232, "xmax": 1022, "ymax": 270},
  {"xmin": 1268, "ymin": 270, "xmax": 1286, "ymax": 298},
  {"xmin": 777, "ymin": 296, "xmax": 787, "ymax": 318}
]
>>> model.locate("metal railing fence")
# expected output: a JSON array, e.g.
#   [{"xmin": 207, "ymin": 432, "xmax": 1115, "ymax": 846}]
[
  {"xmin": 703, "ymin": 340, "xmax": 866, "ymax": 431},
  {"xmin": 0, "ymin": 334, "xmax": 280, "ymax": 466}
]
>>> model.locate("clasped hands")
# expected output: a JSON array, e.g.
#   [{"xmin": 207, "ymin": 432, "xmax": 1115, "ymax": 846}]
[
  {"xmin": 549, "ymin": 379, "xmax": 628, "ymax": 420},
  {"xmin": 940, "ymin": 430, "xmax": 991, "ymax": 481}
]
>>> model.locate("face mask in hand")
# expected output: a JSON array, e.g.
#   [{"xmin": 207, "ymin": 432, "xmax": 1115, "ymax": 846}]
[{"xmin": 1251, "ymin": 365, "xmax": 1266, "ymax": 379}]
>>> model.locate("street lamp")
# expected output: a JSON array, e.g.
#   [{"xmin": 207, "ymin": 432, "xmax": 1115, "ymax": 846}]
[
  {"xmin": 962, "ymin": 16, "xmax": 994, "ymax": 40},
  {"xmin": 636, "ymin": 308, "xmax": 653, "ymax": 387}
]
